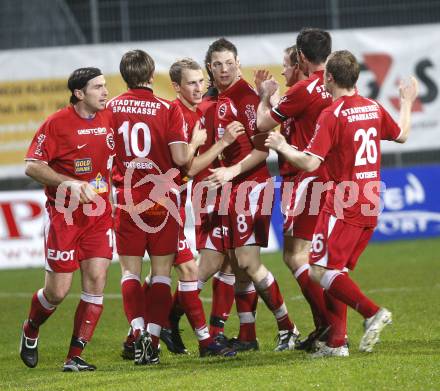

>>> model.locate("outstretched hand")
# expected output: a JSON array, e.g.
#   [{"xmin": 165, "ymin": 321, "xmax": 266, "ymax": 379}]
[
  {"xmin": 254, "ymin": 69, "xmax": 271, "ymax": 95},
  {"xmin": 399, "ymin": 76, "xmax": 419, "ymax": 104}
]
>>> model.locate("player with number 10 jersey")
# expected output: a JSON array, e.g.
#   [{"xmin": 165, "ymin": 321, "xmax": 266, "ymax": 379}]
[{"xmin": 109, "ymin": 81, "xmax": 187, "ymax": 256}]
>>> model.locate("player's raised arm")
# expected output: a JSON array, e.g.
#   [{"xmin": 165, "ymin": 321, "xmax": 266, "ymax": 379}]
[
  {"xmin": 256, "ymin": 79, "xmax": 281, "ymax": 132},
  {"xmin": 395, "ymin": 76, "xmax": 419, "ymax": 144}
]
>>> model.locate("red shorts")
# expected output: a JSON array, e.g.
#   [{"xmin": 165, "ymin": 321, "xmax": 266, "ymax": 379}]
[
  {"xmin": 222, "ymin": 177, "xmax": 272, "ymax": 249},
  {"xmin": 44, "ymin": 202, "xmax": 113, "ymax": 273},
  {"xmin": 114, "ymin": 188, "xmax": 179, "ymax": 256},
  {"xmin": 174, "ymin": 206, "xmax": 194, "ymax": 265},
  {"xmin": 191, "ymin": 184, "xmax": 226, "ymax": 252},
  {"xmin": 281, "ymin": 172, "xmax": 327, "ymax": 241},
  {"xmin": 309, "ymin": 211, "xmax": 374, "ymax": 270}
]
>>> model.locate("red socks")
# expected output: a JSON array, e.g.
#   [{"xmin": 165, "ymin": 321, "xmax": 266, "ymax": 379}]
[
  {"xmin": 321, "ymin": 270, "xmax": 379, "ymax": 319},
  {"xmin": 324, "ymin": 289, "xmax": 347, "ymax": 347},
  {"xmin": 178, "ymin": 280, "xmax": 212, "ymax": 347},
  {"xmin": 121, "ymin": 274, "xmax": 145, "ymax": 332},
  {"xmin": 256, "ymin": 272, "xmax": 294, "ymax": 331},
  {"xmin": 209, "ymin": 272, "xmax": 235, "ymax": 337},
  {"xmin": 67, "ymin": 293, "xmax": 103, "ymax": 359},
  {"xmin": 235, "ymin": 281, "xmax": 258, "ymax": 342},
  {"xmin": 146, "ymin": 276, "xmax": 172, "ymax": 348},
  {"xmin": 294, "ymin": 264, "xmax": 328, "ymax": 330},
  {"xmin": 24, "ymin": 288, "xmax": 56, "ymax": 339}
]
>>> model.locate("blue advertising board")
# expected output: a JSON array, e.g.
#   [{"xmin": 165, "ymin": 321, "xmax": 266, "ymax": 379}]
[
  {"xmin": 373, "ymin": 165, "xmax": 440, "ymax": 241},
  {"xmin": 269, "ymin": 165, "xmax": 440, "ymax": 246}
]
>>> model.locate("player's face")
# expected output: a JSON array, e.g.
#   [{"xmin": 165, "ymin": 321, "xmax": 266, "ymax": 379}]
[
  {"xmin": 175, "ymin": 69, "xmax": 205, "ymax": 106},
  {"xmin": 83, "ymin": 75, "xmax": 108, "ymax": 112},
  {"xmin": 209, "ymin": 50, "xmax": 239, "ymax": 92},
  {"xmin": 324, "ymin": 68, "xmax": 334, "ymax": 95},
  {"xmin": 282, "ymin": 53, "xmax": 299, "ymax": 87}
]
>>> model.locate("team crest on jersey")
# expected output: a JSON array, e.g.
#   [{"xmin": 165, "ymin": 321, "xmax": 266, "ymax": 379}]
[
  {"xmin": 106, "ymin": 133, "xmax": 115, "ymax": 150},
  {"xmin": 218, "ymin": 103, "xmax": 228, "ymax": 119},
  {"xmin": 89, "ymin": 172, "xmax": 108, "ymax": 193},
  {"xmin": 74, "ymin": 158, "xmax": 92, "ymax": 174}
]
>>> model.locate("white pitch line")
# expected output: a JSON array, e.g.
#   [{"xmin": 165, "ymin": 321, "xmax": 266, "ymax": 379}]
[{"xmin": 1, "ymin": 285, "xmax": 438, "ymax": 303}]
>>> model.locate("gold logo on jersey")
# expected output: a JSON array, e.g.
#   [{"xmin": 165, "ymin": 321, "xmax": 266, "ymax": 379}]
[{"xmin": 74, "ymin": 158, "xmax": 92, "ymax": 174}]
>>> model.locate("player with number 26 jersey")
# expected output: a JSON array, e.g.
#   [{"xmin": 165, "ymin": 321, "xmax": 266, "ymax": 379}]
[{"xmin": 306, "ymin": 94, "xmax": 401, "ymax": 228}]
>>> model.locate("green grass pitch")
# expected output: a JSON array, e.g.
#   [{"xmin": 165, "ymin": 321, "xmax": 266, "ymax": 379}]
[{"xmin": 0, "ymin": 239, "xmax": 439, "ymax": 390}]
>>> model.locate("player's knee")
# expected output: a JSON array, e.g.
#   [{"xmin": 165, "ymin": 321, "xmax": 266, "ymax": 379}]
[
  {"xmin": 309, "ymin": 265, "xmax": 325, "ymax": 284},
  {"xmin": 44, "ymin": 287, "xmax": 68, "ymax": 305},
  {"xmin": 83, "ymin": 273, "xmax": 106, "ymax": 294},
  {"xmin": 283, "ymin": 250, "xmax": 302, "ymax": 272},
  {"xmin": 177, "ymin": 261, "xmax": 198, "ymax": 280}
]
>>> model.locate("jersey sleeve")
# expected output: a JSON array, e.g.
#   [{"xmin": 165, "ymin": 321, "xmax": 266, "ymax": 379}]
[
  {"xmin": 304, "ymin": 110, "xmax": 335, "ymax": 161},
  {"xmin": 379, "ymin": 104, "xmax": 402, "ymax": 141},
  {"xmin": 167, "ymin": 103, "xmax": 188, "ymax": 145},
  {"xmin": 270, "ymin": 83, "xmax": 309, "ymax": 123},
  {"xmin": 237, "ymin": 92, "xmax": 268, "ymax": 152},
  {"xmin": 25, "ymin": 119, "xmax": 57, "ymax": 163}
]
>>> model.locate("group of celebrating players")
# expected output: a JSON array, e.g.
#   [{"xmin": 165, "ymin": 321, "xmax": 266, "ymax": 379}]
[{"xmin": 19, "ymin": 27, "xmax": 418, "ymax": 371}]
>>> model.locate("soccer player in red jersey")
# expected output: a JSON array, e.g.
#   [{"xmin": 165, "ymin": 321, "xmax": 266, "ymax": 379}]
[
  {"xmin": 257, "ymin": 29, "xmax": 334, "ymax": 350},
  {"xmin": 109, "ymin": 50, "xmax": 192, "ymax": 365},
  {"xmin": 192, "ymin": 64, "xmax": 242, "ymax": 347},
  {"xmin": 265, "ymin": 50, "xmax": 418, "ymax": 357},
  {"xmin": 159, "ymin": 58, "xmax": 239, "ymax": 357},
  {"xmin": 206, "ymin": 38, "xmax": 299, "ymax": 351},
  {"xmin": 20, "ymin": 68, "xmax": 114, "ymax": 372}
]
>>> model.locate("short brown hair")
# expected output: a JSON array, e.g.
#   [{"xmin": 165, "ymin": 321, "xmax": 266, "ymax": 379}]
[
  {"xmin": 120, "ymin": 49, "xmax": 155, "ymax": 89},
  {"xmin": 326, "ymin": 50, "xmax": 360, "ymax": 89},
  {"xmin": 285, "ymin": 45, "xmax": 299, "ymax": 66},
  {"xmin": 205, "ymin": 37, "xmax": 238, "ymax": 65},
  {"xmin": 169, "ymin": 58, "xmax": 202, "ymax": 85}
]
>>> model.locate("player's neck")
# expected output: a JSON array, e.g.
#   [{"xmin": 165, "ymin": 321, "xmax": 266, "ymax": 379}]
[
  {"xmin": 178, "ymin": 95, "xmax": 197, "ymax": 112},
  {"xmin": 217, "ymin": 76, "xmax": 240, "ymax": 93},
  {"xmin": 307, "ymin": 63, "xmax": 325, "ymax": 75},
  {"xmin": 332, "ymin": 88, "xmax": 356, "ymax": 101},
  {"xmin": 135, "ymin": 82, "xmax": 153, "ymax": 89},
  {"xmin": 73, "ymin": 103, "xmax": 97, "ymax": 119}
]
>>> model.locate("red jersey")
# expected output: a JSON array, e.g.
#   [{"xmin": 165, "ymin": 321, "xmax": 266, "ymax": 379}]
[
  {"xmin": 173, "ymin": 99, "xmax": 201, "ymax": 141},
  {"xmin": 194, "ymin": 95, "xmax": 220, "ymax": 184},
  {"xmin": 305, "ymin": 93, "xmax": 401, "ymax": 227},
  {"xmin": 173, "ymin": 98, "xmax": 203, "ymax": 203},
  {"xmin": 271, "ymin": 70, "xmax": 332, "ymax": 177},
  {"xmin": 279, "ymin": 117, "xmax": 298, "ymax": 176},
  {"xmin": 215, "ymin": 78, "xmax": 269, "ymax": 182},
  {"xmin": 108, "ymin": 88, "xmax": 187, "ymax": 192},
  {"xmin": 25, "ymin": 105, "xmax": 114, "ymax": 203}
]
